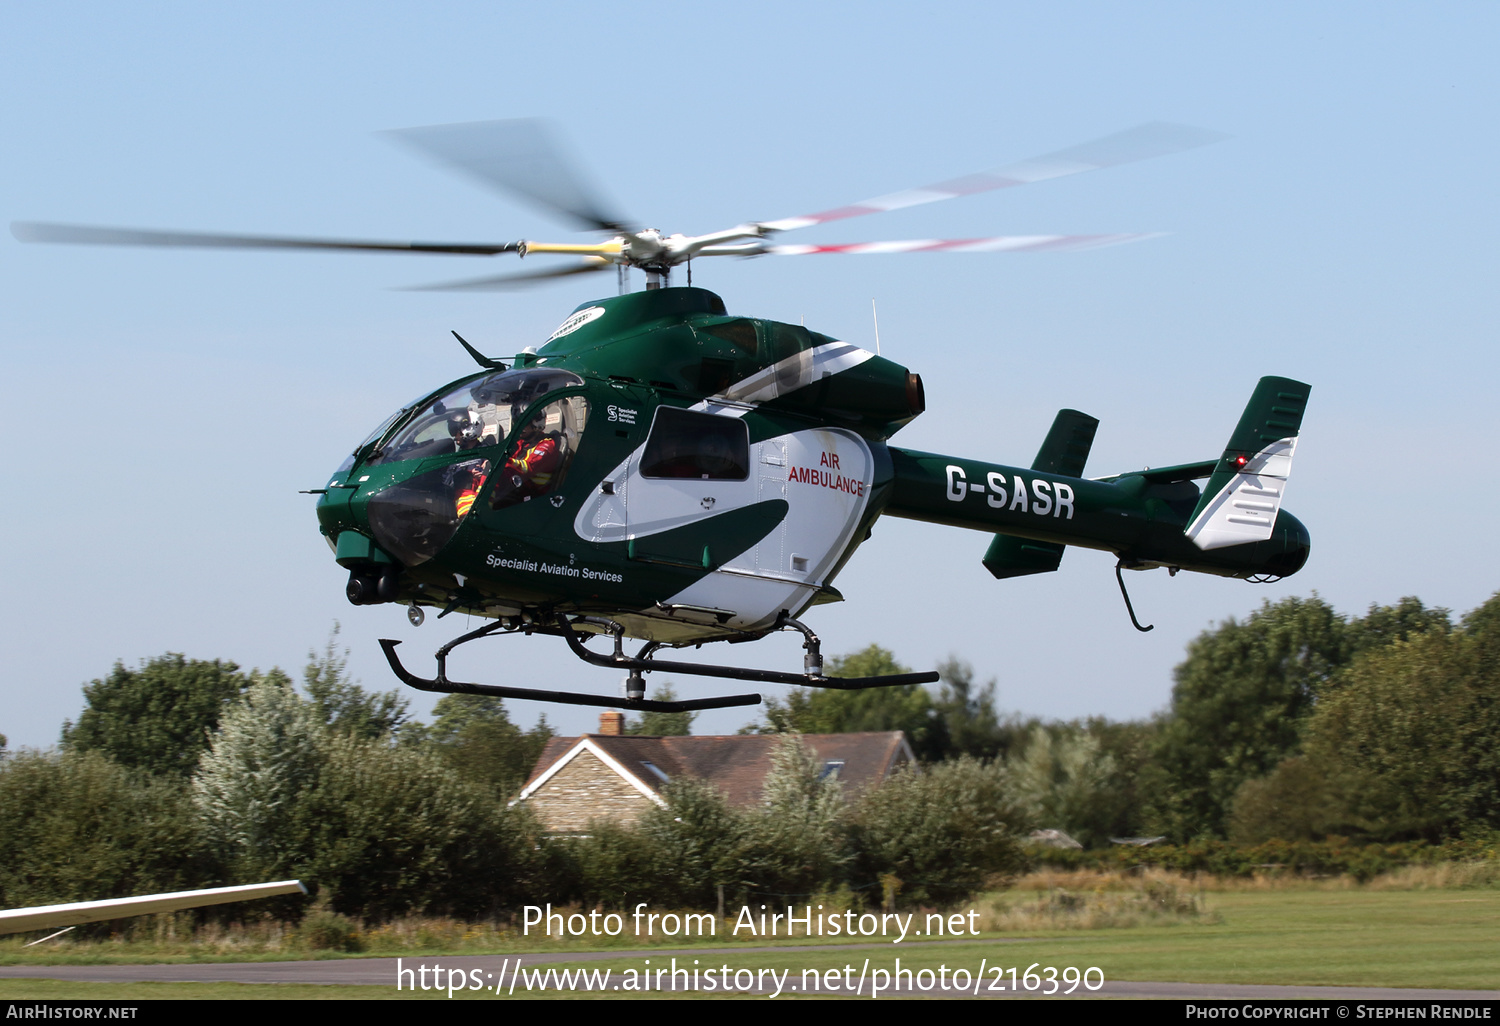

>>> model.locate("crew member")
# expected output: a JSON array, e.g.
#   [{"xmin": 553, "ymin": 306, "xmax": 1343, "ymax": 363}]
[{"xmin": 501, "ymin": 415, "xmax": 562, "ymax": 501}]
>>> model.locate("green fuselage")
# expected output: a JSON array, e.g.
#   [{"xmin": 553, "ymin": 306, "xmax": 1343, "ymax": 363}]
[{"xmin": 315, "ymin": 287, "xmax": 1308, "ymax": 641}]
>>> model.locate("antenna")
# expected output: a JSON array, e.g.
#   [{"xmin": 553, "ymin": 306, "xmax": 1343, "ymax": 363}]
[{"xmin": 871, "ymin": 299, "xmax": 881, "ymax": 356}]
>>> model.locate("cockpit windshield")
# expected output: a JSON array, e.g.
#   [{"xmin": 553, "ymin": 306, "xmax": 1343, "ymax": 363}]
[{"xmin": 365, "ymin": 367, "xmax": 584, "ymax": 467}]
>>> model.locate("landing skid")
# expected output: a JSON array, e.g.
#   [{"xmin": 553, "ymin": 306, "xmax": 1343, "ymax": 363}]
[
  {"xmin": 381, "ymin": 638, "xmax": 752, "ymax": 712},
  {"xmin": 378, "ymin": 612, "xmax": 939, "ymax": 712}
]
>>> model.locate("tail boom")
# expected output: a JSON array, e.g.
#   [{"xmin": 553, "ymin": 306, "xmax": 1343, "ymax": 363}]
[{"xmin": 882, "ymin": 446, "xmax": 1308, "ymax": 580}]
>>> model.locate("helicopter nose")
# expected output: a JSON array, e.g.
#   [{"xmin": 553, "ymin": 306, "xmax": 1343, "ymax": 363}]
[
  {"xmin": 317, "ymin": 476, "xmax": 403, "ymax": 599},
  {"xmin": 363, "ymin": 458, "xmax": 492, "ymax": 567}
]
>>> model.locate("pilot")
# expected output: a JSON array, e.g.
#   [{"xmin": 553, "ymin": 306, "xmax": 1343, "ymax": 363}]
[{"xmin": 447, "ymin": 410, "xmax": 485, "ymax": 451}]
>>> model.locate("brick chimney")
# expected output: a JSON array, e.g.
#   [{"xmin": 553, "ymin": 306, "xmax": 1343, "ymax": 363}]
[{"xmin": 598, "ymin": 711, "xmax": 625, "ymax": 736}]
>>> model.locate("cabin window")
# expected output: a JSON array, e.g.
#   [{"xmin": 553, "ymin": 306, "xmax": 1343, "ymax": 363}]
[
  {"xmin": 697, "ymin": 357, "xmax": 736, "ymax": 395},
  {"xmin": 698, "ymin": 319, "xmax": 758, "ymax": 356},
  {"xmin": 639, "ymin": 407, "xmax": 750, "ymax": 481},
  {"xmin": 759, "ymin": 321, "xmax": 814, "ymax": 363}
]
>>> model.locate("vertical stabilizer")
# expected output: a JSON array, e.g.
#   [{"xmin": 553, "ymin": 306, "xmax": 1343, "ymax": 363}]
[
  {"xmin": 1031, "ymin": 408, "xmax": 1099, "ymax": 478},
  {"xmin": 981, "ymin": 409, "xmax": 1098, "ymax": 579},
  {"xmin": 1185, "ymin": 377, "xmax": 1310, "ymax": 551}
]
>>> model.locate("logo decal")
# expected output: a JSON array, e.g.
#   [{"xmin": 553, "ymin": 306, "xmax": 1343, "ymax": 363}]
[
  {"xmin": 546, "ymin": 306, "xmax": 605, "ymax": 342},
  {"xmin": 485, "ymin": 552, "xmax": 624, "ymax": 584},
  {"xmin": 607, "ymin": 404, "xmax": 638, "ymax": 425}
]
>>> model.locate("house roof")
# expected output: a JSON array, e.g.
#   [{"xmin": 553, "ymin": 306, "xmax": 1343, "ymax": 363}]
[{"xmin": 517, "ymin": 731, "xmax": 914, "ymax": 808}]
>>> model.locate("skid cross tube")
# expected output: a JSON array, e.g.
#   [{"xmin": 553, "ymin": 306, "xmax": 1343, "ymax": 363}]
[
  {"xmin": 378, "ymin": 638, "xmax": 760, "ymax": 712},
  {"xmin": 556, "ymin": 615, "xmax": 940, "ymax": 690}
]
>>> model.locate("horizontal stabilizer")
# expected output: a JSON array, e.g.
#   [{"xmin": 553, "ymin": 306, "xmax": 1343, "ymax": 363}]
[
  {"xmin": 1186, "ymin": 376, "xmax": 1310, "ymax": 551},
  {"xmin": 1135, "ymin": 460, "xmax": 1217, "ymax": 483},
  {"xmin": 1091, "ymin": 459, "xmax": 1217, "ymax": 485},
  {"xmin": 983, "ymin": 535, "xmax": 1065, "ymax": 579}
]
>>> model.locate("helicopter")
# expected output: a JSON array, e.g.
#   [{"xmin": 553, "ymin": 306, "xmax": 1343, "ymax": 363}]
[{"xmin": 13, "ymin": 120, "xmax": 1310, "ymax": 715}]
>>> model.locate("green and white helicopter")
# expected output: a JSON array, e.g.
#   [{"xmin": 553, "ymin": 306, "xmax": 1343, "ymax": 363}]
[{"xmin": 14, "ymin": 121, "xmax": 1310, "ymax": 714}]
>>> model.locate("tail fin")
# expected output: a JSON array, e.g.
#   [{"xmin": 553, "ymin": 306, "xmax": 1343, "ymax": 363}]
[
  {"xmin": 982, "ymin": 409, "xmax": 1098, "ymax": 578},
  {"xmin": 1031, "ymin": 408, "xmax": 1099, "ymax": 478},
  {"xmin": 1185, "ymin": 376, "xmax": 1310, "ymax": 551}
]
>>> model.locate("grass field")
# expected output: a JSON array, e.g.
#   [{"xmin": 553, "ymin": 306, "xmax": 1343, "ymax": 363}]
[{"xmin": 2, "ymin": 870, "xmax": 1496, "ymax": 998}]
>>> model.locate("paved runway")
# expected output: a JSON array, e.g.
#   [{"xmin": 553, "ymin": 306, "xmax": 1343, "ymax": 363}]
[{"xmin": 3, "ymin": 944, "xmax": 1497, "ymax": 1000}]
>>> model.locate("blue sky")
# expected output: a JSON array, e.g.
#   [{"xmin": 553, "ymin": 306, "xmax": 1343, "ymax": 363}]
[{"xmin": 4, "ymin": 2, "xmax": 1497, "ymax": 747}]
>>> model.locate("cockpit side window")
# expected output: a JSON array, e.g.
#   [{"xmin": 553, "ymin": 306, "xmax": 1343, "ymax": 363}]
[
  {"xmin": 639, "ymin": 407, "xmax": 750, "ymax": 481},
  {"xmin": 488, "ymin": 395, "xmax": 590, "ymax": 511},
  {"xmin": 367, "ymin": 368, "xmax": 583, "ymax": 467}
]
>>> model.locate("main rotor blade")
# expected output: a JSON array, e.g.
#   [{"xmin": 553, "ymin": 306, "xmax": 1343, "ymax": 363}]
[
  {"xmin": 388, "ymin": 119, "xmax": 631, "ymax": 234},
  {"xmin": 698, "ymin": 233, "xmax": 1159, "ymax": 257},
  {"xmin": 759, "ymin": 122, "xmax": 1225, "ymax": 233},
  {"xmin": 403, "ymin": 258, "xmax": 612, "ymax": 291},
  {"xmin": 11, "ymin": 221, "xmax": 520, "ymax": 256}
]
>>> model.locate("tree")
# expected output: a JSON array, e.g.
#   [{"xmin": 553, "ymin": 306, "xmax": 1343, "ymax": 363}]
[
  {"xmin": 426, "ymin": 691, "xmax": 513, "ymax": 744},
  {"xmin": 1347, "ymin": 596, "xmax": 1451, "ymax": 654},
  {"xmin": 0, "ymin": 750, "xmax": 215, "ymax": 908},
  {"xmin": 1154, "ymin": 594, "xmax": 1460, "ymax": 841},
  {"xmin": 293, "ymin": 733, "xmax": 543, "ymax": 918},
  {"xmin": 1227, "ymin": 755, "xmax": 1344, "ymax": 844},
  {"xmin": 850, "ymin": 758, "xmax": 1023, "ymax": 905},
  {"xmin": 62, "ymin": 655, "xmax": 255, "ymax": 776},
  {"xmin": 563, "ymin": 818, "xmax": 660, "ymax": 910},
  {"xmin": 302, "ymin": 624, "xmax": 412, "ymax": 741},
  {"xmin": 1291, "ymin": 602, "xmax": 1500, "ymax": 841},
  {"xmin": 1230, "ymin": 628, "xmax": 1487, "ymax": 844},
  {"xmin": 1004, "ymin": 725, "xmax": 1120, "ymax": 848},
  {"xmin": 425, "ymin": 693, "xmax": 553, "ymax": 797},
  {"xmin": 626, "ymin": 684, "xmax": 695, "ymax": 736},
  {"xmin": 192, "ymin": 672, "xmax": 325, "ymax": 880},
  {"xmin": 193, "ymin": 673, "xmax": 545, "ymax": 918},
  {"xmin": 932, "ymin": 658, "xmax": 1013, "ymax": 761},
  {"xmin": 1150, "ymin": 596, "xmax": 1352, "ymax": 839},
  {"xmin": 1080, "ymin": 715, "xmax": 1163, "ymax": 841},
  {"xmin": 737, "ymin": 735, "xmax": 849, "ymax": 898},
  {"xmin": 634, "ymin": 778, "xmax": 747, "ymax": 907},
  {"xmin": 757, "ymin": 646, "xmax": 946, "ymax": 758},
  {"xmin": 1461, "ymin": 589, "xmax": 1500, "ymax": 642}
]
